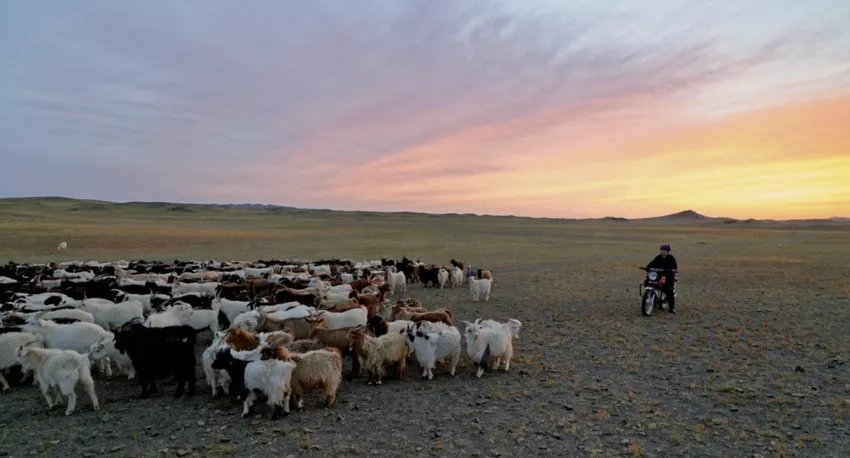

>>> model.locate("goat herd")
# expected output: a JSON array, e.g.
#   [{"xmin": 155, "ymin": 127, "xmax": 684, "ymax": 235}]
[{"xmin": 0, "ymin": 257, "xmax": 520, "ymax": 420}]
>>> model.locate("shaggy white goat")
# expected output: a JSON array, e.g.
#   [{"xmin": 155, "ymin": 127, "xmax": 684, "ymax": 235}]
[
  {"xmin": 468, "ymin": 277, "xmax": 492, "ymax": 302},
  {"xmin": 437, "ymin": 268, "xmax": 449, "ymax": 289},
  {"xmin": 451, "ymin": 267, "xmax": 464, "ymax": 288},
  {"xmin": 466, "ymin": 320, "xmax": 516, "ymax": 378},
  {"xmin": 16, "ymin": 345, "xmax": 99, "ymax": 416},
  {"xmin": 57, "ymin": 241, "xmax": 67, "ymax": 251},
  {"xmin": 406, "ymin": 322, "xmax": 461, "ymax": 380},
  {"xmin": 230, "ymin": 348, "xmax": 296, "ymax": 418},
  {"xmin": 386, "ymin": 271, "xmax": 406, "ymax": 295}
]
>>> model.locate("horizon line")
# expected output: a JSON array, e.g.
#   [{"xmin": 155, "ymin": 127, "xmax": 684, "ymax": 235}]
[{"xmin": 1, "ymin": 195, "xmax": 848, "ymax": 223}]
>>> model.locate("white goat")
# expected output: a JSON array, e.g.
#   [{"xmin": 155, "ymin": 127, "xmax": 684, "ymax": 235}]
[
  {"xmin": 22, "ymin": 318, "xmax": 113, "ymax": 356},
  {"xmin": 212, "ymin": 298, "xmax": 251, "ymax": 325},
  {"xmin": 16, "ymin": 346, "xmax": 99, "ymax": 416},
  {"xmin": 144, "ymin": 302, "xmax": 193, "ymax": 327},
  {"xmin": 29, "ymin": 308, "xmax": 94, "ymax": 324},
  {"xmin": 80, "ymin": 299, "xmax": 144, "ymax": 329},
  {"xmin": 88, "ymin": 337, "xmax": 135, "ymax": 379},
  {"xmin": 311, "ymin": 307, "xmax": 367, "ymax": 330},
  {"xmin": 451, "ymin": 267, "xmax": 464, "ymax": 288},
  {"xmin": 468, "ymin": 277, "xmax": 492, "ymax": 301},
  {"xmin": 406, "ymin": 322, "xmax": 461, "ymax": 380},
  {"xmin": 437, "ymin": 268, "xmax": 449, "ymax": 289},
  {"xmin": 201, "ymin": 332, "xmax": 232, "ymax": 397},
  {"xmin": 231, "ymin": 348, "xmax": 296, "ymax": 418},
  {"xmin": 466, "ymin": 320, "xmax": 517, "ymax": 378},
  {"xmin": 0, "ymin": 332, "xmax": 44, "ymax": 391},
  {"xmin": 57, "ymin": 241, "xmax": 67, "ymax": 251},
  {"xmin": 386, "ymin": 271, "xmax": 406, "ymax": 294},
  {"xmin": 172, "ymin": 281, "xmax": 219, "ymax": 297}
]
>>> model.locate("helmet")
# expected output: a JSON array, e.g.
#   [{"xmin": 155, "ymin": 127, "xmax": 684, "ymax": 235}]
[{"xmin": 660, "ymin": 244, "xmax": 671, "ymax": 252}]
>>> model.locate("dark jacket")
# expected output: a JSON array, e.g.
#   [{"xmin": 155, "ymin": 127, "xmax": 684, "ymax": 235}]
[{"xmin": 647, "ymin": 254, "xmax": 677, "ymax": 271}]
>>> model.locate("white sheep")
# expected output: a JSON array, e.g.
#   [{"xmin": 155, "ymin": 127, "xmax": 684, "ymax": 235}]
[
  {"xmin": 451, "ymin": 267, "xmax": 464, "ymax": 288},
  {"xmin": 406, "ymin": 322, "xmax": 461, "ymax": 380},
  {"xmin": 0, "ymin": 332, "xmax": 44, "ymax": 391},
  {"xmin": 144, "ymin": 302, "xmax": 193, "ymax": 328},
  {"xmin": 80, "ymin": 299, "xmax": 144, "ymax": 329},
  {"xmin": 57, "ymin": 241, "xmax": 67, "ymax": 251},
  {"xmin": 386, "ymin": 270, "xmax": 406, "ymax": 295},
  {"xmin": 437, "ymin": 268, "xmax": 449, "ymax": 289},
  {"xmin": 16, "ymin": 345, "xmax": 99, "ymax": 416},
  {"xmin": 231, "ymin": 348, "xmax": 296, "ymax": 418},
  {"xmin": 311, "ymin": 307, "xmax": 367, "ymax": 330},
  {"xmin": 201, "ymin": 332, "xmax": 232, "ymax": 397},
  {"xmin": 468, "ymin": 277, "xmax": 492, "ymax": 301},
  {"xmin": 88, "ymin": 337, "xmax": 135, "ymax": 379}
]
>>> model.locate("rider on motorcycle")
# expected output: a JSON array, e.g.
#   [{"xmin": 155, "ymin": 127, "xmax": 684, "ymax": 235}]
[{"xmin": 645, "ymin": 244, "xmax": 678, "ymax": 313}]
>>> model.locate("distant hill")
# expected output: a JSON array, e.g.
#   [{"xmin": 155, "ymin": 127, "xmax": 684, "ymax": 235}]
[{"xmin": 0, "ymin": 197, "xmax": 847, "ymax": 224}]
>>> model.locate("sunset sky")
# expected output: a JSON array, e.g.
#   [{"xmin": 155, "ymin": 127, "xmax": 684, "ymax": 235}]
[{"xmin": 1, "ymin": 1, "xmax": 849, "ymax": 219}]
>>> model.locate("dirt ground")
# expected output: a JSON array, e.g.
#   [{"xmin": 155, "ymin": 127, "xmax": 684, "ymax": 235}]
[
  {"xmin": 1, "ymin": 199, "xmax": 849, "ymax": 457},
  {"xmin": 2, "ymin": 251, "xmax": 850, "ymax": 458}
]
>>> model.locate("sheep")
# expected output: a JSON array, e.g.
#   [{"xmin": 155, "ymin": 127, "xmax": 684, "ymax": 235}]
[
  {"xmin": 309, "ymin": 307, "xmax": 367, "ymax": 330},
  {"xmin": 0, "ymin": 332, "xmax": 43, "ymax": 391},
  {"xmin": 16, "ymin": 346, "xmax": 99, "ymax": 416},
  {"xmin": 57, "ymin": 241, "xmax": 67, "ymax": 251},
  {"xmin": 468, "ymin": 277, "xmax": 492, "ymax": 301},
  {"xmin": 406, "ymin": 321, "xmax": 461, "ymax": 380},
  {"xmin": 88, "ymin": 337, "xmax": 135, "ymax": 379},
  {"xmin": 201, "ymin": 332, "xmax": 232, "ymax": 397},
  {"xmin": 451, "ymin": 267, "xmax": 464, "ymax": 287},
  {"xmin": 260, "ymin": 346, "xmax": 342, "ymax": 410},
  {"xmin": 437, "ymin": 268, "xmax": 449, "ymax": 289},
  {"xmin": 144, "ymin": 303, "xmax": 193, "ymax": 328},
  {"xmin": 231, "ymin": 348, "xmax": 297, "ymax": 419},
  {"xmin": 347, "ymin": 326, "xmax": 409, "ymax": 385},
  {"xmin": 386, "ymin": 270, "xmax": 406, "ymax": 294},
  {"xmin": 80, "ymin": 299, "xmax": 144, "ymax": 329}
]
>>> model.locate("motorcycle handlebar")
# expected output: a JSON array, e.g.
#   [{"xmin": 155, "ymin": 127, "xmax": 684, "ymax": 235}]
[{"xmin": 639, "ymin": 266, "xmax": 678, "ymax": 273}]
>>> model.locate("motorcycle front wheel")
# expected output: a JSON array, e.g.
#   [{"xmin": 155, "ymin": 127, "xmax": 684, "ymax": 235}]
[{"xmin": 641, "ymin": 291, "xmax": 655, "ymax": 316}]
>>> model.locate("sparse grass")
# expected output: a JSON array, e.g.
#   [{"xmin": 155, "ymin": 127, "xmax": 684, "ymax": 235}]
[{"xmin": 1, "ymin": 198, "xmax": 850, "ymax": 457}]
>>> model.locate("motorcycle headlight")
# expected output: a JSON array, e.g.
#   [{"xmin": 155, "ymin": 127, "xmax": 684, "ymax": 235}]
[{"xmin": 648, "ymin": 271, "xmax": 658, "ymax": 281}]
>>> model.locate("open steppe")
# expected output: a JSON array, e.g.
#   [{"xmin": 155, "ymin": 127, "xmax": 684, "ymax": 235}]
[{"xmin": 1, "ymin": 197, "xmax": 849, "ymax": 457}]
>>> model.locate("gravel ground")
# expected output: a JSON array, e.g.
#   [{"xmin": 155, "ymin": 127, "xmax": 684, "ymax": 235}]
[{"xmin": 1, "ymin": 255, "xmax": 849, "ymax": 458}]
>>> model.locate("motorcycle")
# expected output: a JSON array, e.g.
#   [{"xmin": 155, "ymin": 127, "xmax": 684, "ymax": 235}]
[{"xmin": 638, "ymin": 266, "xmax": 677, "ymax": 316}]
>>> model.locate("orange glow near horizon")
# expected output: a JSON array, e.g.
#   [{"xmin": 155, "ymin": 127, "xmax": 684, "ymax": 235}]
[{"xmin": 308, "ymin": 94, "xmax": 850, "ymax": 220}]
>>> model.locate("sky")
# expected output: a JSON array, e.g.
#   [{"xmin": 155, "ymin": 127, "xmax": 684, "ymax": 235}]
[{"xmin": 1, "ymin": 1, "xmax": 849, "ymax": 220}]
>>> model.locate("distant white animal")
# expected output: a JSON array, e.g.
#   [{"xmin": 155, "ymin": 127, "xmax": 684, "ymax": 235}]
[
  {"xmin": 468, "ymin": 277, "xmax": 492, "ymax": 302},
  {"xmin": 57, "ymin": 242, "xmax": 67, "ymax": 251},
  {"xmin": 437, "ymin": 268, "xmax": 449, "ymax": 289}
]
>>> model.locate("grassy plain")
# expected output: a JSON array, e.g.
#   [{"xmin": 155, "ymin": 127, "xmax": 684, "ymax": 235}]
[{"xmin": 1, "ymin": 197, "xmax": 849, "ymax": 457}]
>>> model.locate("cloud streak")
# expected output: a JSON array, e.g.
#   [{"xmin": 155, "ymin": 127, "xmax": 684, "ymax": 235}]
[{"xmin": 1, "ymin": 0, "xmax": 849, "ymax": 218}]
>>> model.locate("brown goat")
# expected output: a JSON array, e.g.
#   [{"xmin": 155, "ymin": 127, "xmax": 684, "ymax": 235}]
[
  {"xmin": 225, "ymin": 328, "xmax": 260, "ymax": 351},
  {"xmin": 450, "ymin": 259, "xmax": 465, "ymax": 272},
  {"xmin": 348, "ymin": 278, "xmax": 374, "ymax": 293},
  {"xmin": 255, "ymin": 315, "xmax": 313, "ymax": 340},
  {"xmin": 259, "ymin": 344, "xmax": 293, "ymax": 362},
  {"xmin": 395, "ymin": 306, "xmax": 454, "ymax": 326},
  {"xmin": 309, "ymin": 323, "xmax": 361, "ymax": 378},
  {"xmin": 390, "ymin": 301, "xmax": 428, "ymax": 320}
]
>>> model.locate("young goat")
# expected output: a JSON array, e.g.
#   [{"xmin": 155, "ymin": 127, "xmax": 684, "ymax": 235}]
[{"xmin": 16, "ymin": 345, "xmax": 99, "ymax": 416}]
